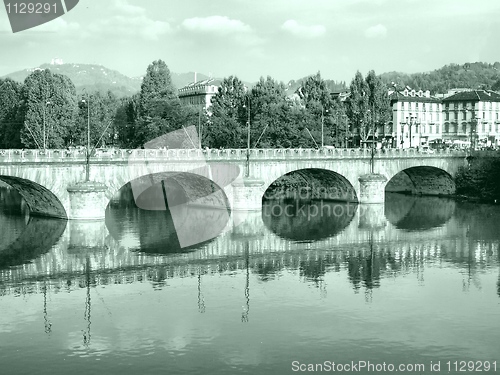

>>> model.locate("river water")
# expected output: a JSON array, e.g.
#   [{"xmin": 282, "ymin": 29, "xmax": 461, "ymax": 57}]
[{"xmin": 0, "ymin": 185, "xmax": 499, "ymax": 375}]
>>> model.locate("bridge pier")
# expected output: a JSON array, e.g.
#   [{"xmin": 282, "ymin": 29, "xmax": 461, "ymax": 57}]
[
  {"xmin": 358, "ymin": 174, "xmax": 388, "ymax": 204},
  {"xmin": 67, "ymin": 181, "xmax": 108, "ymax": 220},
  {"xmin": 231, "ymin": 177, "xmax": 265, "ymax": 211}
]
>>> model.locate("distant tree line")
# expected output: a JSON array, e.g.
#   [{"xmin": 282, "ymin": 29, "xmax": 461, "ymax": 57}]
[
  {"xmin": 0, "ymin": 59, "xmax": 391, "ymax": 149},
  {"xmin": 380, "ymin": 62, "xmax": 500, "ymax": 94}
]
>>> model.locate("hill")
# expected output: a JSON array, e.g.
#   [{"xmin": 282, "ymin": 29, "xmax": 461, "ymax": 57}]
[
  {"xmin": 379, "ymin": 62, "xmax": 500, "ymax": 94},
  {"xmin": 285, "ymin": 75, "xmax": 347, "ymax": 96},
  {"xmin": 1, "ymin": 63, "xmax": 220, "ymax": 97}
]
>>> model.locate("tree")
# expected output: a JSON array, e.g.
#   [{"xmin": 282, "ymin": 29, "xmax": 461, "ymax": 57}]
[
  {"xmin": 249, "ymin": 76, "xmax": 296, "ymax": 148},
  {"xmin": 19, "ymin": 69, "xmax": 78, "ymax": 148},
  {"xmin": 133, "ymin": 60, "xmax": 186, "ymax": 146},
  {"xmin": 75, "ymin": 90, "xmax": 121, "ymax": 148},
  {"xmin": 0, "ymin": 78, "xmax": 22, "ymax": 148},
  {"xmin": 139, "ymin": 59, "xmax": 178, "ymax": 118},
  {"xmin": 347, "ymin": 71, "xmax": 370, "ymax": 146},
  {"xmin": 206, "ymin": 76, "xmax": 247, "ymax": 148},
  {"xmin": 296, "ymin": 72, "xmax": 335, "ymax": 147},
  {"xmin": 365, "ymin": 70, "xmax": 391, "ymax": 141},
  {"xmin": 114, "ymin": 94, "xmax": 139, "ymax": 148}
]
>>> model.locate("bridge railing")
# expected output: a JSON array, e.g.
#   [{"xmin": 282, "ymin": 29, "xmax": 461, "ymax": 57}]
[{"xmin": 0, "ymin": 147, "xmax": 494, "ymax": 163}]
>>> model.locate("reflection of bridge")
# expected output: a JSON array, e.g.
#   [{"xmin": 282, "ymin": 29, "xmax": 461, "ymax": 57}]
[
  {"xmin": 0, "ymin": 148, "xmax": 471, "ymax": 219},
  {"xmin": 1, "ymin": 206, "xmax": 498, "ymax": 296}
]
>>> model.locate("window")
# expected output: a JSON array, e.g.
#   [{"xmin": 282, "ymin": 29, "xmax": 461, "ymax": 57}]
[{"xmin": 445, "ymin": 113, "xmax": 449, "ymax": 121}]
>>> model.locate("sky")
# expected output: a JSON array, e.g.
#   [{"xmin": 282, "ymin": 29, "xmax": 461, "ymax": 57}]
[{"xmin": 0, "ymin": 0, "xmax": 499, "ymax": 84}]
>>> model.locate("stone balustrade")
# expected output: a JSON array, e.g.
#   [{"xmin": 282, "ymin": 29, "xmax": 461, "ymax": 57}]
[{"xmin": 0, "ymin": 147, "xmax": 488, "ymax": 164}]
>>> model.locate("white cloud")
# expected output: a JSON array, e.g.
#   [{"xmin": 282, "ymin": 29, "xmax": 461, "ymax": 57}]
[
  {"xmin": 364, "ymin": 24, "xmax": 387, "ymax": 39},
  {"xmin": 281, "ymin": 20, "xmax": 326, "ymax": 38},
  {"xmin": 87, "ymin": 1, "xmax": 172, "ymax": 41},
  {"xmin": 34, "ymin": 17, "xmax": 81, "ymax": 33},
  {"xmin": 182, "ymin": 16, "xmax": 252, "ymax": 35}
]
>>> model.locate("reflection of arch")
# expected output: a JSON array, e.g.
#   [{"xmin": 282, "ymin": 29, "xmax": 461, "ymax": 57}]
[
  {"xmin": 386, "ymin": 166, "xmax": 456, "ymax": 196},
  {"xmin": 0, "ymin": 176, "xmax": 67, "ymax": 219},
  {"xmin": 0, "ymin": 217, "xmax": 67, "ymax": 268},
  {"xmin": 106, "ymin": 171, "xmax": 232, "ymax": 253},
  {"xmin": 261, "ymin": 200, "xmax": 357, "ymax": 242},
  {"xmin": 384, "ymin": 193, "xmax": 455, "ymax": 231},
  {"xmin": 121, "ymin": 170, "xmax": 233, "ymax": 211},
  {"xmin": 264, "ymin": 168, "xmax": 358, "ymax": 202}
]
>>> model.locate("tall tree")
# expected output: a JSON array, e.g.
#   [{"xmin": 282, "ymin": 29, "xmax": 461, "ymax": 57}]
[
  {"xmin": 75, "ymin": 90, "xmax": 120, "ymax": 148},
  {"xmin": 139, "ymin": 59, "xmax": 178, "ymax": 118},
  {"xmin": 207, "ymin": 76, "xmax": 247, "ymax": 148},
  {"xmin": 249, "ymin": 76, "xmax": 296, "ymax": 148},
  {"xmin": 0, "ymin": 78, "xmax": 22, "ymax": 148},
  {"xmin": 296, "ymin": 72, "xmax": 335, "ymax": 147},
  {"xmin": 365, "ymin": 70, "xmax": 391, "ymax": 140},
  {"xmin": 347, "ymin": 71, "xmax": 370, "ymax": 146},
  {"xmin": 19, "ymin": 69, "xmax": 78, "ymax": 149}
]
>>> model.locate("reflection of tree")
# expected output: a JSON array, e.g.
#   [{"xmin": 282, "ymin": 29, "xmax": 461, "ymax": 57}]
[
  {"xmin": 384, "ymin": 193, "xmax": 455, "ymax": 231},
  {"xmin": 346, "ymin": 250, "xmax": 381, "ymax": 292},
  {"xmin": 453, "ymin": 202, "xmax": 500, "ymax": 241},
  {"xmin": 262, "ymin": 200, "xmax": 357, "ymax": 242},
  {"xmin": 0, "ymin": 216, "xmax": 67, "ymax": 268}
]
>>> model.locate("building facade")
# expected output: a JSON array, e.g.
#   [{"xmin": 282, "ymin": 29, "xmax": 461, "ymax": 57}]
[
  {"xmin": 389, "ymin": 88, "xmax": 443, "ymax": 148},
  {"xmin": 178, "ymin": 79, "xmax": 221, "ymax": 110},
  {"xmin": 441, "ymin": 90, "xmax": 500, "ymax": 148}
]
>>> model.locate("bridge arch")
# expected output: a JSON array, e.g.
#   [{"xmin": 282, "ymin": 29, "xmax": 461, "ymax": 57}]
[
  {"xmin": 105, "ymin": 170, "xmax": 232, "ymax": 252},
  {"xmin": 262, "ymin": 168, "xmax": 358, "ymax": 202},
  {"xmin": 385, "ymin": 166, "xmax": 456, "ymax": 196},
  {"xmin": 0, "ymin": 176, "xmax": 67, "ymax": 219}
]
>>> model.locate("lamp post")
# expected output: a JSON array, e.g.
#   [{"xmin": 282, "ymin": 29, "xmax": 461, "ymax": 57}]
[
  {"xmin": 81, "ymin": 97, "xmax": 91, "ymax": 182},
  {"xmin": 42, "ymin": 101, "xmax": 51, "ymax": 150},
  {"xmin": 406, "ymin": 116, "xmax": 419, "ymax": 148},
  {"xmin": 321, "ymin": 106, "xmax": 328, "ymax": 148},
  {"xmin": 243, "ymin": 97, "xmax": 251, "ymax": 177}
]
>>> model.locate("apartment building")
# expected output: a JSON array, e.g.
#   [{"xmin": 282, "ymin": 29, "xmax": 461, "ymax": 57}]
[
  {"xmin": 389, "ymin": 88, "xmax": 443, "ymax": 148},
  {"xmin": 178, "ymin": 78, "xmax": 221, "ymax": 110},
  {"xmin": 441, "ymin": 90, "xmax": 500, "ymax": 147}
]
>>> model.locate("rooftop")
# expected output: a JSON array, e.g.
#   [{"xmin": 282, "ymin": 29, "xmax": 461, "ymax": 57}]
[{"xmin": 441, "ymin": 90, "xmax": 500, "ymax": 102}]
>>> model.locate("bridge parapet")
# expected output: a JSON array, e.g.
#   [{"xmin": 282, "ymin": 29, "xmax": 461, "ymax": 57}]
[{"xmin": 0, "ymin": 147, "xmax": 481, "ymax": 164}]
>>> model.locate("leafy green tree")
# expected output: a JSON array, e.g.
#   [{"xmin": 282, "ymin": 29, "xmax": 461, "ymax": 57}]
[
  {"xmin": 249, "ymin": 76, "xmax": 296, "ymax": 148},
  {"xmin": 330, "ymin": 98, "xmax": 349, "ymax": 147},
  {"xmin": 295, "ymin": 72, "xmax": 336, "ymax": 147},
  {"xmin": 19, "ymin": 69, "xmax": 78, "ymax": 148},
  {"xmin": 347, "ymin": 71, "xmax": 370, "ymax": 146},
  {"xmin": 365, "ymin": 70, "xmax": 391, "ymax": 139},
  {"xmin": 0, "ymin": 78, "xmax": 23, "ymax": 148},
  {"xmin": 206, "ymin": 76, "xmax": 247, "ymax": 148},
  {"xmin": 75, "ymin": 90, "xmax": 121, "ymax": 148},
  {"xmin": 139, "ymin": 59, "xmax": 178, "ymax": 118}
]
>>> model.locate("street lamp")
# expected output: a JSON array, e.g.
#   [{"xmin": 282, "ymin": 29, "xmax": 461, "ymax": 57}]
[
  {"xmin": 42, "ymin": 101, "xmax": 51, "ymax": 150},
  {"xmin": 406, "ymin": 116, "xmax": 420, "ymax": 148},
  {"xmin": 243, "ymin": 97, "xmax": 251, "ymax": 177},
  {"xmin": 81, "ymin": 97, "xmax": 91, "ymax": 182},
  {"xmin": 321, "ymin": 106, "xmax": 329, "ymax": 148}
]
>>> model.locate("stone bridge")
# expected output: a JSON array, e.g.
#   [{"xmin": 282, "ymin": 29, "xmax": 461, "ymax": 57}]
[{"xmin": 0, "ymin": 147, "xmax": 480, "ymax": 219}]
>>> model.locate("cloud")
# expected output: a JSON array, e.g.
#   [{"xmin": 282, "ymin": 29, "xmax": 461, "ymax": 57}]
[
  {"xmin": 364, "ymin": 24, "xmax": 387, "ymax": 38},
  {"xmin": 181, "ymin": 16, "xmax": 263, "ymax": 46},
  {"xmin": 87, "ymin": 1, "xmax": 172, "ymax": 41},
  {"xmin": 281, "ymin": 20, "xmax": 326, "ymax": 38},
  {"xmin": 182, "ymin": 16, "xmax": 252, "ymax": 35}
]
